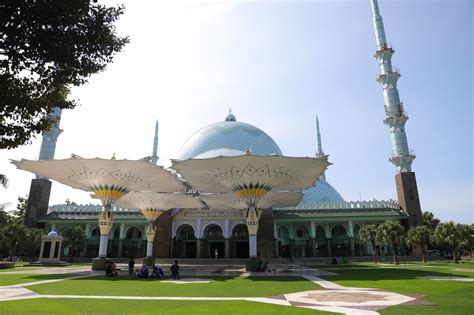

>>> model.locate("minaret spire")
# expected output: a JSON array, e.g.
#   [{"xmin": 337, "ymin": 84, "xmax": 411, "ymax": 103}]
[
  {"xmin": 371, "ymin": 0, "xmax": 422, "ymax": 228},
  {"xmin": 151, "ymin": 120, "xmax": 159, "ymax": 164},
  {"xmin": 371, "ymin": 0, "xmax": 414, "ymax": 173},
  {"xmin": 315, "ymin": 115, "xmax": 326, "ymax": 181}
]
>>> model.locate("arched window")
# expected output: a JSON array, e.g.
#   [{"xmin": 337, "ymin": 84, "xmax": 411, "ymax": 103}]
[
  {"xmin": 204, "ymin": 225, "xmax": 223, "ymax": 240},
  {"xmin": 232, "ymin": 224, "xmax": 248, "ymax": 240},
  {"xmin": 178, "ymin": 225, "xmax": 196, "ymax": 241},
  {"xmin": 332, "ymin": 225, "xmax": 347, "ymax": 237}
]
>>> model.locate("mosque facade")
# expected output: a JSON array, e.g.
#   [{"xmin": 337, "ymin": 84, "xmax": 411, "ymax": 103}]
[
  {"xmin": 38, "ymin": 111, "xmax": 406, "ymax": 260},
  {"xmin": 28, "ymin": 0, "xmax": 420, "ymax": 260}
]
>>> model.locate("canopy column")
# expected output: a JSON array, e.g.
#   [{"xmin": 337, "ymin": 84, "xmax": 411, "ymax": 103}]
[{"xmin": 98, "ymin": 210, "xmax": 113, "ymax": 258}]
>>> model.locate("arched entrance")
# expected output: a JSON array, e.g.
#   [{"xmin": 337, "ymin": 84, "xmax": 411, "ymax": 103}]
[
  {"xmin": 315, "ymin": 225, "xmax": 328, "ymax": 257},
  {"xmin": 278, "ymin": 226, "xmax": 290, "ymax": 258},
  {"xmin": 87, "ymin": 227, "xmax": 100, "ymax": 257},
  {"xmin": 294, "ymin": 225, "xmax": 310, "ymax": 258},
  {"xmin": 176, "ymin": 225, "xmax": 197, "ymax": 258},
  {"xmin": 331, "ymin": 225, "xmax": 350, "ymax": 256},
  {"xmin": 123, "ymin": 227, "xmax": 145, "ymax": 258},
  {"xmin": 203, "ymin": 224, "xmax": 225, "ymax": 258},
  {"xmin": 231, "ymin": 224, "xmax": 249, "ymax": 258}
]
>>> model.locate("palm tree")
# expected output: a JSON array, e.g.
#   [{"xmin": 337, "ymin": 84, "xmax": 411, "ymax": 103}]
[
  {"xmin": 359, "ymin": 224, "xmax": 379, "ymax": 263},
  {"xmin": 376, "ymin": 220, "xmax": 406, "ymax": 264},
  {"xmin": 62, "ymin": 225, "xmax": 85, "ymax": 257},
  {"xmin": 433, "ymin": 221, "xmax": 465, "ymax": 263},
  {"xmin": 406, "ymin": 225, "xmax": 431, "ymax": 263}
]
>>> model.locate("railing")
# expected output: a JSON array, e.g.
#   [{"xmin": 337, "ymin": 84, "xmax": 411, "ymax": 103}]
[{"xmin": 275, "ymin": 199, "xmax": 402, "ymax": 211}]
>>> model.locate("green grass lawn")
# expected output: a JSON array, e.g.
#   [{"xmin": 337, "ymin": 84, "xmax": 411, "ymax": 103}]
[
  {"xmin": 27, "ymin": 276, "xmax": 320, "ymax": 297},
  {"xmin": 0, "ymin": 273, "xmax": 83, "ymax": 286},
  {"xmin": 0, "ymin": 263, "xmax": 91, "ymax": 272},
  {"xmin": 318, "ymin": 264, "xmax": 474, "ymax": 315},
  {"xmin": 0, "ymin": 298, "xmax": 332, "ymax": 315}
]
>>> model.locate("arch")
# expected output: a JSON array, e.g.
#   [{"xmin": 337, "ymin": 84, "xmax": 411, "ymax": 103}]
[
  {"xmin": 176, "ymin": 224, "xmax": 196, "ymax": 241},
  {"xmin": 125, "ymin": 226, "xmax": 143, "ymax": 240},
  {"xmin": 90, "ymin": 227, "xmax": 100, "ymax": 238},
  {"xmin": 230, "ymin": 224, "xmax": 249, "ymax": 258},
  {"xmin": 353, "ymin": 224, "xmax": 361, "ymax": 235},
  {"xmin": 332, "ymin": 224, "xmax": 347, "ymax": 236},
  {"xmin": 315, "ymin": 225, "xmax": 326, "ymax": 239},
  {"xmin": 278, "ymin": 226, "xmax": 290, "ymax": 246},
  {"xmin": 294, "ymin": 225, "xmax": 310, "ymax": 240},
  {"xmin": 203, "ymin": 224, "xmax": 224, "ymax": 240}
]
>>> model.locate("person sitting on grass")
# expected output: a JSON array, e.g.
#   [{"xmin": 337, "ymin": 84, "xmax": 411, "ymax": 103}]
[
  {"xmin": 151, "ymin": 264, "xmax": 164, "ymax": 278},
  {"xmin": 138, "ymin": 264, "xmax": 149, "ymax": 278},
  {"xmin": 105, "ymin": 262, "xmax": 118, "ymax": 277},
  {"xmin": 170, "ymin": 260, "xmax": 180, "ymax": 280}
]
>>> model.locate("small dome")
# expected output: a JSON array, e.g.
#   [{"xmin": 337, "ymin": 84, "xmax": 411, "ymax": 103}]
[
  {"xmin": 225, "ymin": 110, "xmax": 236, "ymax": 122},
  {"xmin": 176, "ymin": 114, "xmax": 282, "ymax": 160},
  {"xmin": 47, "ymin": 231, "xmax": 59, "ymax": 238}
]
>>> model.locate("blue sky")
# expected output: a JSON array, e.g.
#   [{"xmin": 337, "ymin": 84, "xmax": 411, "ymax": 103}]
[{"xmin": 0, "ymin": 0, "xmax": 472, "ymax": 223}]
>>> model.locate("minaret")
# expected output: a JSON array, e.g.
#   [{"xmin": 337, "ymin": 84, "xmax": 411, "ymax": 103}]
[
  {"xmin": 315, "ymin": 115, "xmax": 326, "ymax": 181},
  {"xmin": 151, "ymin": 120, "xmax": 159, "ymax": 164},
  {"xmin": 38, "ymin": 108, "xmax": 63, "ymax": 161},
  {"xmin": 371, "ymin": 0, "xmax": 422, "ymax": 226},
  {"xmin": 26, "ymin": 108, "xmax": 63, "ymax": 228}
]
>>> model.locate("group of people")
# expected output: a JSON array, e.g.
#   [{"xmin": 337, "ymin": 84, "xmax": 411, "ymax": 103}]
[{"xmin": 126, "ymin": 258, "xmax": 180, "ymax": 279}]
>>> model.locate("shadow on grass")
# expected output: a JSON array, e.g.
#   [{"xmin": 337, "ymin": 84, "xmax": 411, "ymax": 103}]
[{"xmin": 69, "ymin": 275, "xmax": 310, "ymax": 283}]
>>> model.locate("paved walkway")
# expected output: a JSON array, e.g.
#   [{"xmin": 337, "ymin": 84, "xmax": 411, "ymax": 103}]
[{"xmin": 0, "ymin": 264, "xmax": 432, "ymax": 314}]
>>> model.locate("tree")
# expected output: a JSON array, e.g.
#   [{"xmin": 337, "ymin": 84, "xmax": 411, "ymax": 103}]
[
  {"xmin": 358, "ymin": 224, "xmax": 379, "ymax": 263},
  {"xmin": 0, "ymin": 0, "xmax": 129, "ymax": 149},
  {"xmin": 376, "ymin": 220, "xmax": 406, "ymax": 264},
  {"xmin": 406, "ymin": 225, "xmax": 431, "ymax": 263},
  {"xmin": 62, "ymin": 225, "xmax": 85, "ymax": 257},
  {"xmin": 422, "ymin": 211, "xmax": 440, "ymax": 231},
  {"xmin": 433, "ymin": 222, "xmax": 469, "ymax": 263}
]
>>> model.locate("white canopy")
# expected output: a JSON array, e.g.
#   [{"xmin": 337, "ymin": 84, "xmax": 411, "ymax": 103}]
[
  {"xmin": 116, "ymin": 191, "xmax": 203, "ymax": 222},
  {"xmin": 116, "ymin": 192, "xmax": 203, "ymax": 211},
  {"xmin": 201, "ymin": 191, "xmax": 303, "ymax": 210},
  {"xmin": 12, "ymin": 157, "xmax": 184, "ymax": 193},
  {"xmin": 171, "ymin": 153, "xmax": 330, "ymax": 193}
]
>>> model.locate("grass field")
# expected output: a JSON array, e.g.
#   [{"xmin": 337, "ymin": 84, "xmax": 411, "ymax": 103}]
[
  {"xmin": 0, "ymin": 299, "xmax": 330, "ymax": 315},
  {"xmin": 27, "ymin": 276, "xmax": 320, "ymax": 297},
  {"xmin": 316, "ymin": 261, "xmax": 474, "ymax": 315}
]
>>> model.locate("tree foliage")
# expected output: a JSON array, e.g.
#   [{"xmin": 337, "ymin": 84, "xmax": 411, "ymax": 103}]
[
  {"xmin": 433, "ymin": 222, "xmax": 472, "ymax": 263},
  {"xmin": 0, "ymin": 0, "xmax": 129, "ymax": 149},
  {"xmin": 406, "ymin": 225, "xmax": 431, "ymax": 263},
  {"xmin": 376, "ymin": 220, "xmax": 406, "ymax": 264},
  {"xmin": 422, "ymin": 211, "xmax": 440, "ymax": 231},
  {"xmin": 358, "ymin": 224, "xmax": 379, "ymax": 263},
  {"xmin": 0, "ymin": 196, "xmax": 44, "ymax": 260},
  {"xmin": 62, "ymin": 225, "xmax": 85, "ymax": 256}
]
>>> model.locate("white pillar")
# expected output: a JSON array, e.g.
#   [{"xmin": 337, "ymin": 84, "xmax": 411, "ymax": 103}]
[
  {"xmin": 98, "ymin": 235, "xmax": 109, "ymax": 257},
  {"xmin": 249, "ymin": 235, "xmax": 257, "ymax": 258},
  {"xmin": 146, "ymin": 240, "xmax": 153, "ymax": 258}
]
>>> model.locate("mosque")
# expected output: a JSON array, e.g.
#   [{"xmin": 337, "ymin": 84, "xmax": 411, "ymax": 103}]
[{"xmin": 25, "ymin": 0, "xmax": 422, "ymax": 261}]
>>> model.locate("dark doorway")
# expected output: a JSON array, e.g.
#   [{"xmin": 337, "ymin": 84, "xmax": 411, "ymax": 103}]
[
  {"xmin": 184, "ymin": 242, "xmax": 197, "ymax": 258},
  {"xmin": 209, "ymin": 242, "xmax": 225, "ymax": 258},
  {"xmin": 235, "ymin": 242, "xmax": 249, "ymax": 258}
]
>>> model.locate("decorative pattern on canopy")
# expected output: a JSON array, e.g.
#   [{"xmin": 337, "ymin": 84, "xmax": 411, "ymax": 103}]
[
  {"xmin": 171, "ymin": 153, "xmax": 330, "ymax": 208},
  {"xmin": 12, "ymin": 157, "xmax": 185, "ymax": 208},
  {"xmin": 201, "ymin": 191, "xmax": 303, "ymax": 210},
  {"xmin": 116, "ymin": 192, "xmax": 204, "ymax": 222}
]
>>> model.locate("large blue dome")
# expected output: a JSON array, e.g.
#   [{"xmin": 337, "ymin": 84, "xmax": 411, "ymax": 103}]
[
  {"xmin": 177, "ymin": 120, "xmax": 282, "ymax": 160},
  {"xmin": 176, "ymin": 112, "xmax": 344, "ymax": 204}
]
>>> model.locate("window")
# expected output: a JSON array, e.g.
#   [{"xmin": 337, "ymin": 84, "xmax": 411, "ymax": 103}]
[{"xmin": 296, "ymin": 229, "xmax": 303, "ymax": 238}]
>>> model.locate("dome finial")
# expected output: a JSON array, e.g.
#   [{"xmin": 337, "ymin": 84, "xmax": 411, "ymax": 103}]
[{"xmin": 225, "ymin": 108, "xmax": 236, "ymax": 122}]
